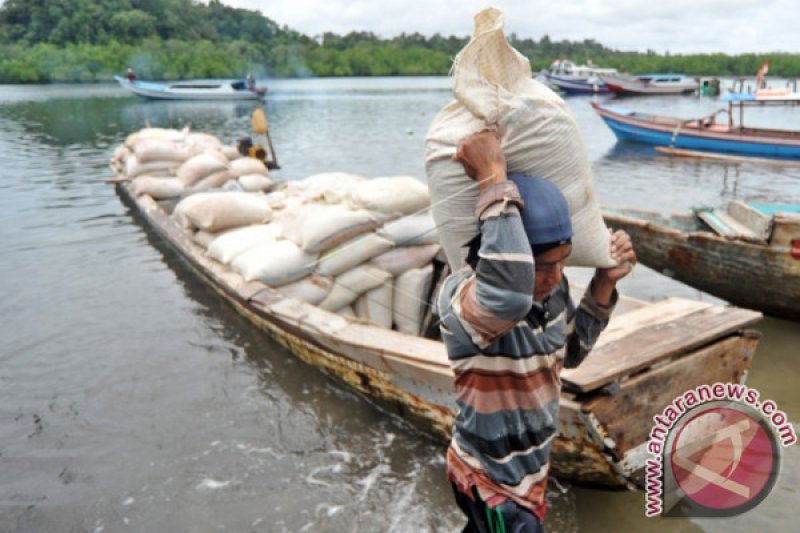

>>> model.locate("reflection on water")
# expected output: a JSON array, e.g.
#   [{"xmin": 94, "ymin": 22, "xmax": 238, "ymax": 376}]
[{"xmin": 0, "ymin": 78, "xmax": 797, "ymax": 532}]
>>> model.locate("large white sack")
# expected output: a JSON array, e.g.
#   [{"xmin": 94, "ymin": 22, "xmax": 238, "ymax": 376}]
[
  {"xmin": 279, "ymin": 203, "xmax": 379, "ymax": 253},
  {"xmin": 424, "ymin": 7, "xmax": 614, "ymax": 269},
  {"xmin": 316, "ymin": 233, "xmax": 394, "ymax": 277},
  {"xmin": 346, "ymin": 176, "xmax": 430, "ymax": 217},
  {"xmin": 378, "ymin": 212, "xmax": 439, "ymax": 245},
  {"xmin": 229, "ymin": 157, "xmax": 268, "ymax": 178},
  {"xmin": 231, "ymin": 240, "xmax": 316, "ymax": 286},
  {"xmin": 172, "ymin": 193, "xmax": 213, "ymax": 229},
  {"xmin": 193, "ymin": 229, "xmax": 230, "ymax": 249},
  {"xmin": 393, "ymin": 265, "xmax": 433, "ymax": 335},
  {"xmin": 370, "ymin": 243, "xmax": 441, "ymax": 276},
  {"xmin": 222, "ymin": 145, "xmax": 243, "ymax": 161},
  {"xmin": 179, "ymin": 192, "xmax": 272, "ymax": 232},
  {"xmin": 133, "ymin": 139, "xmax": 198, "ymax": 163},
  {"xmin": 125, "ymin": 127, "xmax": 186, "ymax": 148},
  {"xmin": 238, "ymin": 174, "xmax": 274, "ymax": 192},
  {"xmin": 189, "ymin": 169, "xmax": 237, "ymax": 192},
  {"xmin": 335, "ymin": 305, "xmax": 357, "ymax": 318},
  {"xmin": 319, "ymin": 264, "xmax": 391, "ymax": 311},
  {"xmin": 277, "ymin": 275, "xmax": 333, "ymax": 306},
  {"xmin": 354, "ymin": 280, "xmax": 393, "ymax": 329},
  {"xmin": 125, "ymin": 156, "xmax": 177, "ymax": 179},
  {"xmin": 207, "ymin": 223, "xmax": 283, "ymax": 264},
  {"xmin": 131, "ymin": 176, "xmax": 185, "ymax": 199},
  {"xmin": 184, "ymin": 132, "xmax": 222, "ymax": 150},
  {"xmin": 286, "ymin": 172, "xmax": 367, "ymax": 202},
  {"xmin": 176, "ymin": 151, "xmax": 228, "ymax": 186}
]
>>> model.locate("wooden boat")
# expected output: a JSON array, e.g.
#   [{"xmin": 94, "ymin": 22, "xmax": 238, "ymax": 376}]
[
  {"xmin": 603, "ymin": 203, "xmax": 800, "ymax": 320},
  {"xmin": 114, "ymin": 76, "xmax": 266, "ymax": 101},
  {"xmin": 115, "ymin": 183, "xmax": 762, "ymax": 489},
  {"xmin": 592, "ymin": 101, "xmax": 800, "ymax": 159},
  {"xmin": 598, "ymin": 73, "xmax": 698, "ymax": 95}
]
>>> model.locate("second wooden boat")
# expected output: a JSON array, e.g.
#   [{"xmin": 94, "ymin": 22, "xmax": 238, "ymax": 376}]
[
  {"xmin": 114, "ymin": 76, "xmax": 266, "ymax": 101},
  {"xmin": 603, "ymin": 203, "xmax": 800, "ymax": 320}
]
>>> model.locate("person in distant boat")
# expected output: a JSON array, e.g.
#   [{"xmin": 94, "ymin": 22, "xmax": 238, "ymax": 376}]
[
  {"xmin": 246, "ymin": 73, "xmax": 256, "ymax": 91},
  {"xmin": 436, "ymin": 131, "xmax": 636, "ymax": 532},
  {"xmin": 125, "ymin": 68, "xmax": 137, "ymax": 82}
]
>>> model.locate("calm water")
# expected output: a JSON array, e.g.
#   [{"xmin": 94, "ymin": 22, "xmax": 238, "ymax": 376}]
[{"xmin": 0, "ymin": 78, "xmax": 797, "ymax": 533}]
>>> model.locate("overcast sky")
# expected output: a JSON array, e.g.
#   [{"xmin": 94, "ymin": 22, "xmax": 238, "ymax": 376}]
[{"xmin": 224, "ymin": 0, "xmax": 799, "ymax": 55}]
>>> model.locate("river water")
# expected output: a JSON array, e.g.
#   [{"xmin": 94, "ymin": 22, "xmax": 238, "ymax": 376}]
[{"xmin": 0, "ymin": 78, "xmax": 797, "ymax": 532}]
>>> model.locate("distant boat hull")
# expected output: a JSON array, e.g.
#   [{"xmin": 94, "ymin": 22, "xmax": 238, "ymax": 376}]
[
  {"xmin": 543, "ymin": 74, "xmax": 610, "ymax": 94},
  {"xmin": 599, "ymin": 73, "xmax": 698, "ymax": 95},
  {"xmin": 114, "ymin": 76, "xmax": 265, "ymax": 101},
  {"xmin": 592, "ymin": 102, "xmax": 800, "ymax": 159}
]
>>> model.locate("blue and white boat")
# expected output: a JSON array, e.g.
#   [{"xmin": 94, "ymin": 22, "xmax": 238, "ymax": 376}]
[
  {"xmin": 592, "ymin": 101, "xmax": 800, "ymax": 159},
  {"xmin": 542, "ymin": 59, "xmax": 618, "ymax": 95},
  {"xmin": 114, "ymin": 76, "xmax": 266, "ymax": 101}
]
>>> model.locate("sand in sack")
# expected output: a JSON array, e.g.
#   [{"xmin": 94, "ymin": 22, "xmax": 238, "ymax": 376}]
[
  {"xmin": 175, "ymin": 192, "xmax": 272, "ymax": 232},
  {"xmin": 238, "ymin": 174, "xmax": 274, "ymax": 192},
  {"xmin": 176, "ymin": 151, "xmax": 228, "ymax": 186},
  {"xmin": 370, "ymin": 243, "xmax": 441, "ymax": 276},
  {"xmin": 378, "ymin": 212, "xmax": 439, "ymax": 246},
  {"xmin": 131, "ymin": 176, "xmax": 185, "ymax": 199},
  {"xmin": 132, "ymin": 139, "xmax": 198, "ymax": 163},
  {"xmin": 354, "ymin": 280, "xmax": 393, "ymax": 329},
  {"xmin": 286, "ymin": 172, "xmax": 367, "ymax": 203},
  {"xmin": 316, "ymin": 233, "xmax": 394, "ymax": 277},
  {"xmin": 207, "ymin": 223, "xmax": 283, "ymax": 264},
  {"xmin": 425, "ymin": 7, "xmax": 614, "ymax": 270},
  {"xmin": 346, "ymin": 176, "xmax": 430, "ymax": 218},
  {"xmin": 124, "ymin": 156, "xmax": 177, "ymax": 179},
  {"xmin": 319, "ymin": 264, "xmax": 391, "ymax": 311},
  {"xmin": 393, "ymin": 264, "xmax": 433, "ymax": 335},
  {"xmin": 190, "ymin": 169, "xmax": 238, "ymax": 192},
  {"xmin": 193, "ymin": 229, "xmax": 232, "ymax": 249},
  {"xmin": 277, "ymin": 275, "xmax": 333, "ymax": 306},
  {"xmin": 229, "ymin": 157, "xmax": 268, "ymax": 178},
  {"xmin": 231, "ymin": 239, "xmax": 316, "ymax": 286},
  {"xmin": 279, "ymin": 203, "xmax": 379, "ymax": 253}
]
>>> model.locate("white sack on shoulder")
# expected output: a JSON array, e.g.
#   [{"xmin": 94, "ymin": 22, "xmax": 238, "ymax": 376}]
[
  {"xmin": 425, "ymin": 7, "xmax": 614, "ymax": 270},
  {"xmin": 316, "ymin": 233, "xmax": 394, "ymax": 277},
  {"xmin": 231, "ymin": 239, "xmax": 316, "ymax": 286},
  {"xmin": 393, "ymin": 265, "xmax": 433, "ymax": 336},
  {"xmin": 207, "ymin": 223, "xmax": 283, "ymax": 264},
  {"xmin": 319, "ymin": 264, "xmax": 391, "ymax": 311},
  {"xmin": 277, "ymin": 275, "xmax": 333, "ymax": 306},
  {"xmin": 378, "ymin": 212, "xmax": 439, "ymax": 245},
  {"xmin": 370, "ymin": 243, "xmax": 441, "ymax": 276},
  {"xmin": 354, "ymin": 280, "xmax": 393, "ymax": 329},
  {"xmin": 346, "ymin": 176, "xmax": 429, "ymax": 217},
  {"xmin": 279, "ymin": 203, "xmax": 379, "ymax": 253},
  {"xmin": 131, "ymin": 176, "xmax": 185, "ymax": 199},
  {"xmin": 181, "ymin": 192, "xmax": 272, "ymax": 232}
]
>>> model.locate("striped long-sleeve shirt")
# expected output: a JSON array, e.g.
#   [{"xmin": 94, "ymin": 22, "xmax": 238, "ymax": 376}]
[{"xmin": 435, "ymin": 181, "xmax": 616, "ymax": 520}]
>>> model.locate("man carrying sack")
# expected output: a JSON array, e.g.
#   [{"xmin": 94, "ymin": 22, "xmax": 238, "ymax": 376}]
[{"xmin": 436, "ymin": 131, "xmax": 637, "ymax": 532}]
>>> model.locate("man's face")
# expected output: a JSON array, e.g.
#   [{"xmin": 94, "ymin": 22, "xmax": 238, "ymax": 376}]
[{"xmin": 533, "ymin": 243, "xmax": 572, "ymax": 302}]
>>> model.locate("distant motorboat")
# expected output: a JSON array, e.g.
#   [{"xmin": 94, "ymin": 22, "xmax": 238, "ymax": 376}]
[
  {"xmin": 598, "ymin": 73, "xmax": 699, "ymax": 95},
  {"xmin": 114, "ymin": 76, "xmax": 266, "ymax": 101},
  {"xmin": 542, "ymin": 59, "xmax": 617, "ymax": 95}
]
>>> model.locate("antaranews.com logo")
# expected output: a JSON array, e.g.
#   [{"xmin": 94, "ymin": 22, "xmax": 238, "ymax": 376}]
[{"xmin": 645, "ymin": 382, "xmax": 796, "ymax": 517}]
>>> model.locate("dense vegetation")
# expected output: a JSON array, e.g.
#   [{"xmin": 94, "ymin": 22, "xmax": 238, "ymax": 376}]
[{"xmin": 1, "ymin": 0, "xmax": 798, "ymax": 83}]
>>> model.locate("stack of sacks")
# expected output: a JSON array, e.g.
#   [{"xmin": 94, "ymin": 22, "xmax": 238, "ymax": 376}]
[
  {"xmin": 180, "ymin": 173, "xmax": 443, "ymax": 336},
  {"xmin": 109, "ymin": 127, "xmax": 274, "ymax": 199}
]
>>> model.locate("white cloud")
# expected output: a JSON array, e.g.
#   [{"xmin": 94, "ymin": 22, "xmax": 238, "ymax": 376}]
[{"xmin": 222, "ymin": 0, "xmax": 800, "ymax": 54}]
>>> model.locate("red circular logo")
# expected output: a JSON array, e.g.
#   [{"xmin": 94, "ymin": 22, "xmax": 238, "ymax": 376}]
[{"xmin": 669, "ymin": 405, "xmax": 779, "ymax": 513}]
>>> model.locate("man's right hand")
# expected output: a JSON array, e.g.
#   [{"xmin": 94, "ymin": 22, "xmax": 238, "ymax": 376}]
[{"xmin": 452, "ymin": 130, "xmax": 507, "ymax": 191}]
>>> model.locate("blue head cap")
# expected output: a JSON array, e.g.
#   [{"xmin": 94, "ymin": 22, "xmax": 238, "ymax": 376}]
[{"xmin": 508, "ymin": 173, "xmax": 572, "ymax": 253}]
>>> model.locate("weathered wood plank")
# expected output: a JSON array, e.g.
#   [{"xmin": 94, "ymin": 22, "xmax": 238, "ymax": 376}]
[
  {"xmin": 583, "ymin": 332, "xmax": 759, "ymax": 454},
  {"xmin": 562, "ymin": 306, "xmax": 761, "ymax": 392}
]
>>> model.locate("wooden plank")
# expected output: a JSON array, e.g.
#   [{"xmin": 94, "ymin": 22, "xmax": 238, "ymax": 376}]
[
  {"xmin": 655, "ymin": 146, "xmax": 800, "ymax": 167},
  {"xmin": 712, "ymin": 209, "xmax": 764, "ymax": 243},
  {"xmin": 583, "ymin": 332, "xmax": 758, "ymax": 454},
  {"xmin": 562, "ymin": 306, "xmax": 761, "ymax": 393},
  {"xmin": 727, "ymin": 201, "xmax": 773, "ymax": 242}
]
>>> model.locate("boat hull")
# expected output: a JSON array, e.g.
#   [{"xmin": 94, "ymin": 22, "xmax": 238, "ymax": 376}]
[
  {"xmin": 544, "ymin": 74, "xmax": 610, "ymax": 94},
  {"xmin": 114, "ymin": 76, "xmax": 264, "ymax": 101},
  {"xmin": 599, "ymin": 74, "xmax": 698, "ymax": 95},
  {"xmin": 115, "ymin": 183, "xmax": 761, "ymax": 488},
  {"xmin": 593, "ymin": 103, "xmax": 800, "ymax": 159},
  {"xmin": 603, "ymin": 208, "xmax": 800, "ymax": 320}
]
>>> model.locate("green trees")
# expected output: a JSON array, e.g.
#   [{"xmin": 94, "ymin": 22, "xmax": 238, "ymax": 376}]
[{"xmin": 1, "ymin": 0, "xmax": 799, "ymax": 83}]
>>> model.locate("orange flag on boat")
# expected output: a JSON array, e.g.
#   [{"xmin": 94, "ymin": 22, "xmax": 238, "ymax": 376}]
[{"xmin": 756, "ymin": 60, "xmax": 769, "ymax": 88}]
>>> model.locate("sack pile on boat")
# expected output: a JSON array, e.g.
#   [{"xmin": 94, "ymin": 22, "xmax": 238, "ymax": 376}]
[
  {"xmin": 110, "ymin": 127, "xmax": 274, "ymax": 198},
  {"xmin": 169, "ymin": 171, "xmax": 442, "ymax": 335}
]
